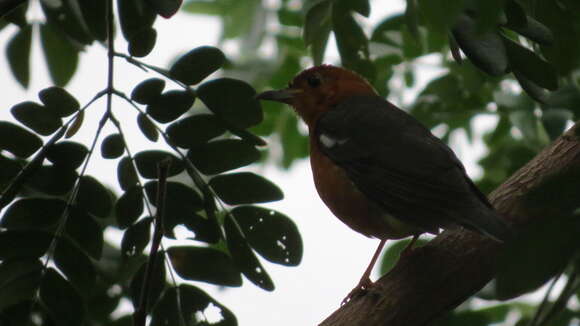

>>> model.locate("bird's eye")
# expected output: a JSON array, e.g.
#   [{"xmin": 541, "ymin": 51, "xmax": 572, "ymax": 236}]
[{"xmin": 307, "ymin": 74, "xmax": 322, "ymax": 88}]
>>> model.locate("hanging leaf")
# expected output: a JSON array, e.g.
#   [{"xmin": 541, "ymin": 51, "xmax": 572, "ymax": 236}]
[
  {"xmin": 224, "ymin": 214, "xmax": 274, "ymax": 291},
  {"xmin": 101, "ymin": 133, "xmax": 125, "ymax": 159},
  {"xmin": 303, "ymin": 1, "xmax": 332, "ymax": 65},
  {"xmin": 121, "ymin": 217, "xmax": 152, "ymax": 258},
  {"xmin": 40, "ymin": 0, "xmax": 93, "ymax": 45},
  {"xmin": 0, "ymin": 121, "xmax": 42, "ymax": 158},
  {"xmin": 167, "ymin": 246, "xmax": 242, "ymax": 286},
  {"xmin": 11, "ymin": 101, "xmax": 62, "ymax": 136},
  {"xmin": 6, "ymin": 26, "xmax": 32, "ymax": 88},
  {"xmin": 53, "ymin": 238, "xmax": 97, "ymax": 295},
  {"xmin": 129, "ymin": 256, "xmax": 166, "ymax": 310},
  {"xmin": 27, "ymin": 165, "xmax": 78, "ymax": 195},
  {"xmin": 0, "ymin": 230, "xmax": 53, "ymax": 259},
  {"xmin": 116, "ymin": 185, "xmax": 144, "ymax": 228},
  {"xmin": 1, "ymin": 197, "xmax": 66, "ymax": 229},
  {"xmin": 46, "ymin": 141, "xmax": 88, "ymax": 170},
  {"xmin": 166, "ymin": 114, "xmax": 226, "ymax": 148},
  {"xmin": 78, "ymin": 0, "xmax": 107, "ymax": 41},
  {"xmin": 0, "ymin": 259, "xmax": 42, "ymax": 311},
  {"xmin": 128, "ymin": 27, "xmax": 157, "ymax": 57},
  {"xmin": 39, "ymin": 86, "xmax": 80, "ymax": 117},
  {"xmin": 209, "ymin": 172, "xmax": 283, "ymax": 205},
  {"xmin": 169, "ymin": 46, "xmax": 225, "ymax": 85},
  {"xmin": 137, "ymin": 113, "xmax": 159, "ymax": 142},
  {"xmin": 39, "ymin": 268, "xmax": 85, "ymax": 326},
  {"xmin": 131, "ymin": 78, "xmax": 165, "ymax": 105},
  {"xmin": 188, "ymin": 139, "xmax": 260, "ymax": 175},
  {"xmin": 233, "ymin": 206, "xmax": 302, "ymax": 266},
  {"xmin": 146, "ymin": 90, "xmax": 195, "ymax": 123},
  {"xmin": 65, "ymin": 206, "xmax": 103, "ymax": 259},
  {"xmin": 40, "ymin": 23, "xmax": 79, "ymax": 87},
  {"xmin": 66, "ymin": 111, "xmax": 85, "ymax": 138},
  {"xmin": 76, "ymin": 176, "xmax": 113, "ymax": 218},
  {"xmin": 146, "ymin": 0, "xmax": 183, "ymax": 18},
  {"xmin": 118, "ymin": 156, "xmax": 139, "ymax": 191},
  {"xmin": 134, "ymin": 150, "xmax": 184, "ymax": 178},
  {"xmin": 379, "ymin": 238, "xmax": 428, "ymax": 274},
  {"xmin": 197, "ymin": 78, "xmax": 263, "ymax": 129},
  {"xmin": 117, "ymin": 0, "xmax": 157, "ymax": 41},
  {"xmin": 181, "ymin": 212, "xmax": 221, "ymax": 244}
]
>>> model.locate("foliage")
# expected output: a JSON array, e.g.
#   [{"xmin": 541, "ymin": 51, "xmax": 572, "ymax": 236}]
[{"xmin": 0, "ymin": 0, "xmax": 579, "ymax": 325}]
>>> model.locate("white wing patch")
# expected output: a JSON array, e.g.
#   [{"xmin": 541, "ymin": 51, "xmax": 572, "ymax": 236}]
[{"xmin": 319, "ymin": 133, "xmax": 348, "ymax": 148}]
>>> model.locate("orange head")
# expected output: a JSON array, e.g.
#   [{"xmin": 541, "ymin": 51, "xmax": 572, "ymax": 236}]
[{"xmin": 256, "ymin": 65, "xmax": 377, "ymax": 126}]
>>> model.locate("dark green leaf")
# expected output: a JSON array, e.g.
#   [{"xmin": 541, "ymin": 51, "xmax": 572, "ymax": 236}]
[
  {"xmin": 116, "ymin": 185, "xmax": 144, "ymax": 228},
  {"xmin": 210, "ymin": 172, "xmax": 283, "ymax": 205},
  {"xmin": 101, "ymin": 133, "xmax": 125, "ymax": 159},
  {"xmin": 151, "ymin": 285, "xmax": 237, "ymax": 326},
  {"xmin": 77, "ymin": 175, "xmax": 113, "ymax": 218},
  {"xmin": 232, "ymin": 206, "xmax": 302, "ymax": 266},
  {"xmin": 169, "ymin": 46, "xmax": 225, "ymax": 85},
  {"xmin": 1, "ymin": 197, "xmax": 66, "ymax": 229},
  {"xmin": 117, "ymin": 0, "xmax": 156, "ymax": 41},
  {"xmin": 0, "ymin": 230, "xmax": 52, "ymax": 259},
  {"xmin": 118, "ymin": 156, "xmax": 139, "ymax": 191},
  {"xmin": 303, "ymin": 1, "xmax": 332, "ymax": 65},
  {"xmin": 452, "ymin": 14, "xmax": 508, "ymax": 76},
  {"xmin": 129, "ymin": 256, "xmax": 166, "ymax": 310},
  {"xmin": 181, "ymin": 213, "xmax": 221, "ymax": 244},
  {"xmin": 54, "ymin": 238, "xmax": 96, "ymax": 295},
  {"xmin": 147, "ymin": 0, "xmax": 182, "ymax": 18},
  {"xmin": 121, "ymin": 217, "xmax": 152, "ymax": 258},
  {"xmin": 509, "ymin": 110, "xmax": 549, "ymax": 148},
  {"xmin": 39, "ymin": 86, "xmax": 80, "ymax": 117},
  {"xmin": 188, "ymin": 139, "xmax": 260, "ymax": 175},
  {"xmin": 128, "ymin": 27, "xmax": 157, "ymax": 57},
  {"xmin": 167, "ymin": 246, "xmax": 242, "ymax": 286},
  {"xmin": 0, "ymin": 121, "xmax": 42, "ymax": 158},
  {"xmin": 495, "ymin": 216, "xmax": 580, "ymax": 299},
  {"xmin": 132, "ymin": 78, "xmax": 165, "ymax": 104},
  {"xmin": 379, "ymin": 238, "xmax": 428, "ymax": 274},
  {"xmin": 65, "ymin": 111, "xmax": 84, "ymax": 138},
  {"xmin": 40, "ymin": 23, "xmax": 79, "ymax": 87},
  {"xmin": 11, "ymin": 101, "xmax": 62, "ymax": 136},
  {"xmin": 503, "ymin": 35, "xmax": 558, "ymax": 91},
  {"xmin": 65, "ymin": 206, "xmax": 103, "ymax": 259},
  {"xmin": 224, "ymin": 214, "xmax": 274, "ymax": 291},
  {"xmin": 505, "ymin": 16, "xmax": 553, "ymax": 46},
  {"xmin": 78, "ymin": 0, "xmax": 107, "ymax": 41},
  {"xmin": 419, "ymin": 0, "xmax": 465, "ymax": 33},
  {"xmin": 134, "ymin": 150, "xmax": 184, "ymax": 178},
  {"xmin": 40, "ymin": 0, "xmax": 93, "ymax": 45},
  {"xmin": 513, "ymin": 70, "xmax": 549, "ymax": 103},
  {"xmin": 198, "ymin": 78, "xmax": 263, "ymax": 129},
  {"xmin": 0, "ymin": 155, "xmax": 23, "ymax": 189},
  {"xmin": 46, "ymin": 141, "xmax": 88, "ymax": 170},
  {"xmin": 2, "ymin": 2, "xmax": 28, "ymax": 27},
  {"xmin": 137, "ymin": 113, "xmax": 159, "ymax": 141},
  {"xmin": 542, "ymin": 109, "xmax": 572, "ymax": 140},
  {"xmin": 146, "ymin": 90, "xmax": 195, "ymax": 123},
  {"xmin": 6, "ymin": 26, "xmax": 31, "ymax": 88},
  {"xmin": 0, "ymin": 259, "xmax": 42, "ymax": 310},
  {"xmin": 504, "ymin": 0, "xmax": 526, "ymax": 28},
  {"xmin": 39, "ymin": 268, "xmax": 84, "ymax": 326},
  {"xmin": 166, "ymin": 114, "xmax": 226, "ymax": 148},
  {"xmin": 27, "ymin": 165, "xmax": 78, "ymax": 195}
]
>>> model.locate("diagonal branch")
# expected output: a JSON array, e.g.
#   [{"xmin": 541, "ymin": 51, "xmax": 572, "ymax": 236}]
[{"xmin": 319, "ymin": 122, "xmax": 580, "ymax": 326}]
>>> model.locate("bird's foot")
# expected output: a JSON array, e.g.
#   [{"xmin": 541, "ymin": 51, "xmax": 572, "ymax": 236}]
[{"xmin": 341, "ymin": 277, "xmax": 374, "ymax": 305}]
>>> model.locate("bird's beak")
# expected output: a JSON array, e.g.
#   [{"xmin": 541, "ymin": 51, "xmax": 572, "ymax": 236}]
[{"xmin": 255, "ymin": 88, "xmax": 302, "ymax": 104}]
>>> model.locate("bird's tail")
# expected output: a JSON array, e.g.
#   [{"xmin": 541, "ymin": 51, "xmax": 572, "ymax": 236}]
[{"xmin": 463, "ymin": 207, "xmax": 513, "ymax": 242}]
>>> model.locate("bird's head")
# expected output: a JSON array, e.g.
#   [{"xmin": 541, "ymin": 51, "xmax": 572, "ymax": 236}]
[{"xmin": 256, "ymin": 65, "xmax": 377, "ymax": 126}]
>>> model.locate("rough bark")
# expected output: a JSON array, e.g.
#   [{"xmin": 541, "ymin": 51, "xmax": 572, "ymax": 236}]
[{"xmin": 319, "ymin": 123, "xmax": 580, "ymax": 326}]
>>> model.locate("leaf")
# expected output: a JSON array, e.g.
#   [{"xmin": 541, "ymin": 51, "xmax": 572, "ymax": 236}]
[
  {"xmin": 27, "ymin": 165, "xmax": 78, "ymax": 195},
  {"xmin": 452, "ymin": 14, "xmax": 508, "ymax": 76},
  {"xmin": 224, "ymin": 214, "xmax": 274, "ymax": 291},
  {"xmin": 66, "ymin": 111, "xmax": 84, "ymax": 138},
  {"xmin": 121, "ymin": 217, "xmax": 152, "ymax": 258},
  {"xmin": 146, "ymin": 0, "xmax": 183, "ymax": 18},
  {"xmin": 54, "ymin": 238, "xmax": 96, "ymax": 295},
  {"xmin": 166, "ymin": 114, "xmax": 226, "ymax": 148},
  {"xmin": 46, "ymin": 141, "xmax": 88, "ymax": 170},
  {"xmin": 129, "ymin": 256, "xmax": 166, "ymax": 310},
  {"xmin": 1, "ymin": 197, "xmax": 66, "ymax": 229},
  {"xmin": 197, "ymin": 78, "xmax": 263, "ymax": 129},
  {"xmin": 134, "ymin": 150, "xmax": 184, "ymax": 179},
  {"xmin": 40, "ymin": 23, "xmax": 79, "ymax": 87},
  {"xmin": 78, "ymin": 0, "xmax": 107, "ymax": 41},
  {"xmin": 0, "ymin": 259, "xmax": 42, "ymax": 310},
  {"xmin": 303, "ymin": 1, "xmax": 332, "ymax": 65},
  {"xmin": 116, "ymin": 186, "xmax": 144, "ymax": 228},
  {"xmin": 77, "ymin": 176, "xmax": 113, "ymax": 218},
  {"xmin": 0, "ymin": 230, "xmax": 53, "ymax": 259},
  {"xmin": 39, "ymin": 268, "xmax": 85, "ymax": 326},
  {"xmin": 128, "ymin": 26, "xmax": 157, "ymax": 57},
  {"xmin": 169, "ymin": 46, "xmax": 225, "ymax": 85},
  {"xmin": 505, "ymin": 16, "xmax": 553, "ymax": 46},
  {"xmin": 65, "ymin": 206, "xmax": 103, "ymax": 259},
  {"xmin": 39, "ymin": 87, "xmax": 80, "ymax": 117},
  {"xmin": 118, "ymin": 156, "xmax": 139, "ymax": 191},
  {"xmin": 210, "ymin": 172, "xmax": 283, "ymax": 205},
  {"xmin": 418, "ymin": 0, "xmax": 465, "ymax": 33},
  {"xmin": 232, "ymin": 206, "xmax": 302, "ymax": 266},
  {"xmin": 146, "ymin": 90, "xmax": 195, "ymax": 123},
  {"xmin": 181, "ymin": 213, "xmax": 221, "ymax": 244},
  {"xmin": 131, "ymin": 78, "xmax": 165, "ymax": 104},
  {"xmin": 503, "ymin": 35, "xmax": 558, "ymax": 91},
  {"xmin": 117, "ymin": 0, "xmax": 157, "ymax": 41},
  {"xmin": 167, "ymin": 246, "xmax": 242, "ymax": 286},
  {"xmin": 40, "ymin": 0, "xmax": 93, "ymax": 45},
  {"xmin": 150, "ymin": 285, "xmax": 237, "ymax": 326},
  {"xmin": 513, "ymin": 70, "xmax": 549, "ymax": 104},
  {"xmin": 188, "ymin": 139, "xmax": 260, "ymax": 175},
  {"xmin": 495, "ymin": 215, "xmax": 580, "ymax": 299},
  {"xmin": 509, "ymin": 110, "xmax": 550, "ymax": 148},
  {"xmin": 101, "ymin": 133, "xmax": 125, "ymax": 159},
  {"xmin": 379, "ymin": 238, "xmax": 428, "ymax": 274},
  {"xmin": 542, "ymin": 109, "xmax": 573, "ymax": 140},
  {"xmin": 6, "ymin": 26, "xmax": 32, "ymax": 88},
  {"xmin": 137, "ymin": 113, "xmax": 159, "ymax": 141},
  {"xmin": 11, "ymin": 101, "xmax": 62, "ymax": 136},
  {"xmin": 0, "ymin": 121, "xmax": 42, "ymax": 158}
]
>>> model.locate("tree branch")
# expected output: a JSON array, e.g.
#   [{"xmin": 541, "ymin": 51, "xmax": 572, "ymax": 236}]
[{"xmin": 320, "ymin": 122, "xmax": 580, "ymax": 326}]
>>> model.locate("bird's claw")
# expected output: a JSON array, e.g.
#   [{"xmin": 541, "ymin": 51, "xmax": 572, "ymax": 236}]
[{"xmin": 341, "ymin": 278, "xmax": 374, "ymax": 305}]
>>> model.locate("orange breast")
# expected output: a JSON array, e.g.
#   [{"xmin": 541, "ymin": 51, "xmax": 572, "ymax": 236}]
[{"xmin": 308, "ymin": 136, "xmax": 417, "ymax": 240}]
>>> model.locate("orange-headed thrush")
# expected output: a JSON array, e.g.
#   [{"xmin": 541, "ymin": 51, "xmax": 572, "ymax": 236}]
[{"xmin": 256, "ymin": 65, "xmax": 510, "ymax": 303}]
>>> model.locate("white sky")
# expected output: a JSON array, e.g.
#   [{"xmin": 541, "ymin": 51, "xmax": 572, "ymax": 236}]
[{"xmin": 0, "ymin": 1, "xmax": 495, "ymax": 325}]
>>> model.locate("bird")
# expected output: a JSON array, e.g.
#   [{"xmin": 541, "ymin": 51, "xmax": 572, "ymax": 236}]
[{"xmin": 255, "ymin": 64, "xmax": 510, "ymax": 304}]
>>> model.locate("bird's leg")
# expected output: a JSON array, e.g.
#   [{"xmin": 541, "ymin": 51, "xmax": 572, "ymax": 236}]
[
  {"xmin": 400, "ymin": 234, "xmax": 419, "ymax": 257},
  {"xmin": 341, "ymin": 239, "xmax": 387, "ymax": 305}
]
